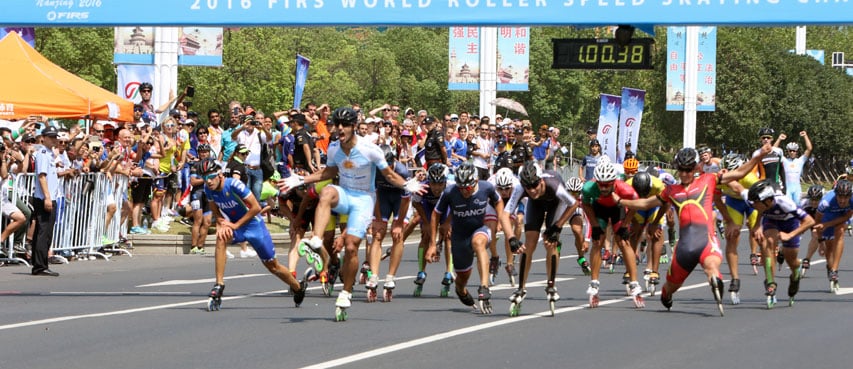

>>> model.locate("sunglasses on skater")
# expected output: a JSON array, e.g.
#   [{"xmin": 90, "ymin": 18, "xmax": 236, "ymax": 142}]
[{"xmin": 203, "ymin": 173, "xmax": 219, "ymax": 181}]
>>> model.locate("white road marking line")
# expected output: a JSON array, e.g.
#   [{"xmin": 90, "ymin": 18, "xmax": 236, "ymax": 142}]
[
  {"xmin": 298, "ymin": 281, "xmax": 714, "ymax": 369},
  {"xmin": 136, "ymin": 274, "xmax": 267, "ymax": 287}
]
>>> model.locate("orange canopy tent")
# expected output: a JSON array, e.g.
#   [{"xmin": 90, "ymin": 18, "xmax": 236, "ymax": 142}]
[{"xmin": 0, "ymin": 31, "xmax": 134, "ymax": 122}]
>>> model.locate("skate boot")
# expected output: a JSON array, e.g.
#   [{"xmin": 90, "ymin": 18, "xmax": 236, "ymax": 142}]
[
  {"xmin": 587, "ymin": 280, "xmax": 601, "ymax": 308},
  {"xmin": 661, "ymin": 285, "xmax": 673, "ymax": 311},
  {"xmin": 546, "ymin": 286, "xmax": 560, "ymax": 317},
  {"xmin": 297, "ymin": 238, "xmax": 324, "ymax": 271},
  {"xmin": 508, "ymin": 288, "xmax": 527, "ymax": 317},
  {"xmin": 383, "ymin": 275, "xmax": 395, "ymax": 302},
  {"xmin": 335, "ymin": 290, "xmax": 352, "ymax": 322},
  {"xmin": 294, "ymin": 276, "xmax": 308, "ymax": 308},
  {"xmin": 365, "ymin": 275, "xmax": 379, "ymax": 303},
  {"xmin": 764, "ymin": 280, "xmax": 778, "ymax": 309},
  {"xmin": 477, "ymin": 286, "xmax": 493, "ymax": 314},
  {"xmin": 578, "ymin": 257, "xmax": 591, "ymax": 276},
  {"xmin": 358, "ymin": 262, "xmax": 370, "ymax": 285},
  {"xmin": 729, "ymin": 278, "xmax": 741, "ymax": 305},
  {"xmin": 647, "ymin": 271, "xmax": 660, "ymax": 296},
  {"xmin": 749, "ymin": 253, "xmax": 760, "ymax": 275},
  {"xmin": 505, "ymin": 263, "xmax": 517, "ymax": 287},
  {"xmin": 788, "ymin": 264, "xmax": 802, "ymax": 306},
  {"xmin": 413, "ymin": 271, "xmax": 426, "ymax": 297},
  {"xmin": 488, "ymin": 257, "xmax": 500, "ymax": 286},
  {"xmin": 207, "ymin": 283, "xmax": 225, "ymax": 311},
  {"xmin": 802, "ymin": 258, "xmax": 810, "ymax": 277},
  {"xmin": 456, "ymin": 288, "xmax": 476, "ymax": 308},
  {"xmin": 629, "ymin": 281, "xmax": 645, "ymax": 308},
  {"xmin": 829, "ymin": 270, "xmax": 840, "ymax": 294},
  {"xmin": 440, "ymin": 272, "xmax": 454, "ymax": 297},
  {"xmin": 710, "ymin": 277, "xmax": 725, "ymax": 316}
]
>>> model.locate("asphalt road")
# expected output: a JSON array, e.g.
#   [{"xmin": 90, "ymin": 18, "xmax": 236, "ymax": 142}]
[{"xmin": 1, "ymin": 230, "xmax": 851, "ymax": 369}]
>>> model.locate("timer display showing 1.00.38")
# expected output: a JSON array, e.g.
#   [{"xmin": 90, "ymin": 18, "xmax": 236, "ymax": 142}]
[{"xmin": 551, "ymin": 38, "xmax": 654, "ymax": 70}]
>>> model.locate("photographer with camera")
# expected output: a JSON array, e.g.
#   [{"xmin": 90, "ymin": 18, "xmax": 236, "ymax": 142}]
[{"xmin": 231, "ymin": 111, "xmax": 272, "ymax": 202}]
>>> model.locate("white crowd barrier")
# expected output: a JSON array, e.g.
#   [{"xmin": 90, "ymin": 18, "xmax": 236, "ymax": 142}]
[{"xmin": 1, "ymin": 172, "xmax": 131, "ymax": 266}]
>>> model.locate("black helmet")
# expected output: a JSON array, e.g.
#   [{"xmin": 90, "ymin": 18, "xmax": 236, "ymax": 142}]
[
  {"xmin": 379, "ymin": 144, "xmax": 396, "ymax": 165},
  {"xmin": 332, "ymin": 107, "xmax": 358, "ymax": 126},
  {"xmin": 494, "ymin": 154, "xmax": 513, "ymax": 172},
  {"xmin": 589, "ymin": 139, "xmax": 601, "ymax": 147},
  {"xmin": 139, "ymin": 82, "xmax": 153, "ymax": 91},
  {"xmin": 758, "ymin": 127, "xmax": 775, "ymax": 137},
  {"xmin": 197, "ymin": 143, "xmax": 211, "ymax": 152},
  {"xmin": 198, "ymin": 158, "xmax": 221, "ymax": 176},
  {"xmin": 835, "ymin": 180, "xmax": 853, "ymax": 197},
  {"xmin": 673, "ymin": 147, "xmax": 700, "ymax": 171},
  {"xmin": 427, "ymin": 163, "xmax": 448, "ymax": 184},
  {"xmin": 518, "ymin": 161, "xmax": 543, "ymax": 189},
  {"xmin": 806, "ymin": 184, "xmax": 824, "ymax": 200},
  {"xmin": 455, "ymin": 162, "xmax": 478, "ymax": 187},
  {"xmin": 748, "ymin": 180, "xmax": 778, "ymax": 202},
  {"xmin": 632, "ymin": 172, "xmax": 653, "ymax": 198}
]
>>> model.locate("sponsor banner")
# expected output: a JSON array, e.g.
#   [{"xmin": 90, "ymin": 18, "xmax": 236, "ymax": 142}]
[
  {"xmin": 449, "ymin": 26, "xmax": 480, "ymax": 91},
  {"xmin": 294, "ymin": 54, "xmax": 311, "ymax": 110},
  {"xmin": 788, "ymin": 49, "xmax": 826, "ymax": 65},
  {"xmin": 496, "ymin": 26, "xmax": 529, "ymax": 92},
  {"xmin": 617, "ymin": 88, "xmax": 645, "ymax": 163},
  {"xmin": 114, "ymin": 27, "xmax": 154, "ymax": 64},
  {"xmin": 177, "ymin": 27, "xmax": 223, "ymax": 66},
  {"xmin": 0, "ymin": 28, "xmax": 35, "ymax": 46},
  {"xmin": 4, "ymin": 2, "xmax": 850, "ymax": 26},
  {"xmin": 597, "ymin": 94, "xmax": 620, "ymax": 161},
  {"xmin": 117, "ymin": 64, "xmax": 155, "ymax": 104},
  {"xmin": 666, "ymin": 26, "xmax": 717, "ymax": 112}
]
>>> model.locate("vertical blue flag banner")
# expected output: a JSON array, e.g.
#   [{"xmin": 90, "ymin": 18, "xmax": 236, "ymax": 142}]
[
  {"xmin": 696, "ymin": 27, "xmax": 717, "ymax": 112},
  {"xmin": 0, "ymin": 28, "xmax": 35, "ymax": 47},
  {"xmin": 666, "ymin": 27, "xmax": 717, "ymax": 111},
  {"xmin": 617, "ymin": 88, "xmax": 646, "ymax": 163},
  {"xmin": 114, "ymin": 27, "xmax": 155, "ymax": 64},
  {"xmin": 598, "ymin": 94, "xmax": 621, "ymax": 161},
  {"xmin": 177, "ymin": 27, "xmax": 223, "ymax": 67},
  {"xmin": 666, "ymin": 27, "xmax": 685, "ymax": 111},
  {"xmin": 496, "ymin": 27, "xmax": 529, "ymax": 92},
  {"xmin": 448, "ymin": 27, "xmax": 480, "ymax": 91},
  {"xmin": 117, "ymin": 65, "xmax": 156, "ymax": 104},
  {"xmin": 293, "ymin": 54, "xmax": 311, "ymax": 110}
]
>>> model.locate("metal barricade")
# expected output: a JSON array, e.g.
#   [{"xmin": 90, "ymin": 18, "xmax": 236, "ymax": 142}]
[{"xmin": 2, "ymin": 172, "xmax": 131, "ymax": 265}]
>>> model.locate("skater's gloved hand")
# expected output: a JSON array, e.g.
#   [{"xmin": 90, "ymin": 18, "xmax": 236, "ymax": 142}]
[
  {"xmin": 509, "ymin": 237, "xmax": 521, "ymax": 253},
  {"xmin": 277, "ymin": 174, "xmax": 305, "ymax": 195},
  {"xmin": 403, "ymin": 178, "xmax": 427, "ymax": 194},
  {"xmin": 592, "ymin": 226, "xmax": 604, "ymax": 241},
  {"xmin": 544, "ymin": 225, "xmax": 561, "ymax": 243}
]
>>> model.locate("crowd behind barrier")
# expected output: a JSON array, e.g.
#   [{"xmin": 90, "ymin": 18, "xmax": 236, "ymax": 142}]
[{"xmin": 1, "ymin": 172, "xmax": 131, "ymax": 266}]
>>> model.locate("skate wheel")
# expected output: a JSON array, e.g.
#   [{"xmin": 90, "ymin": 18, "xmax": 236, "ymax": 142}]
[
  {"xmin": 508, "ymin": 275, "xmax": 516, "ymax": 287},
  {"xmin": 789, "ymin": 297, "xmax": 795, "ymax": 307},
  {"xmin": 440, "ymin": 288, "xmax": 449, "ymax": 298},
  {"xmin": 322, "ymin": 283, "xmax": 331, "ymax": 297},
  {"xmin": 335, "ymin": 308, "xmax": 348, "ymax": 322},
  {"xmin": 633, "ymin": 295, "xmax": 645, "ymax": 308},
  {"xmin": 383, "ymin": 290, "xmax": 393, "ymax": 302},
  {"xmin": 589, "ymin": 295, "xmax": 599, "ymax": 309},
  {"xmin": 413, "ymin": 286, "xmax": 423, "ymax": 297},
  {"xmin": 753, "ymin": 266, "xmax": 759, "ymax": 275},
  {"xmin": 489, "ymin": 273, "xmax": 496, "ymax": 286},
  {"xmin": 649, "ymin": 284, "xmax": 656, "ymax": 297},
  {"xmin": 297, "ymin": 243, "xmax": 307, "ymax": 256},
  {"xmin": 730, "ymin": 292, "xmax": 740, "ymax": 305},
  {"xmin": 509, "ymin": 302, "xmax": 520, "ymax": 317},
  {"xmin": 549, "ymin": 301, "xmax": 555, "ymax": 317},
  {"xmin": 766, "ymin": 296, "xmax": 776, "ymax": 309},
  {"xmin": 207, "ymin": 298, "xmax": 220, "ymax": 312},
  {"xmin": 608, "ymin": 265, "xmax": 615, "ymax": 274}
]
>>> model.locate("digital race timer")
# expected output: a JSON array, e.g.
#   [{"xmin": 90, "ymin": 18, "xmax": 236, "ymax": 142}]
[{"xmin": 552, "ymin": 38, "xmax": 654, "ymax": 70}]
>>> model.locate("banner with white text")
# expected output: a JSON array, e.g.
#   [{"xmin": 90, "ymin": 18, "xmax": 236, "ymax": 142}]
[
  {"xmin": 617, "ymin": 87, "xmax": 645, "ymax": 163},
  {"xmin": 496, "ymin": 26, "xmax": 529, "ymax": 91},
  {"xmin": 294, "ymin": 54, "xmax": 311, "ymax": 110},
  {"xmin": 5, "ymin": 2, "xmax": 850, "ymax": 26},
  {"xmin": 448, "ymin": 26, "xmax": 480, "ymax": 91},
  {"xmin": 666, "ymin": 26, "xmax": 717, "ymax": 112},
  {"xmin": 597, "ymin": 94, "xmax": 620, "ymax": 161}
]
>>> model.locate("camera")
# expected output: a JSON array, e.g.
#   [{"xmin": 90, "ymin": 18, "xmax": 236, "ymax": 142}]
[
  {"xmin": 0, "ymin": 141, "xmax": 6, "ymax": 152},
  {"xmin": 251, "ymin": 120, "xmax": 261, "ymax": 126},
  {"xmin": 183, "ymin": 101, "xmax": 193, "ymax": 108},
  {"xmin": 186, "ymin": 86, "xmax": 195, "ymax": 98}
]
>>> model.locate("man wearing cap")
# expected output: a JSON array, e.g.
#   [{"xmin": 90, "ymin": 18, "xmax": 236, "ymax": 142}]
[
  {"xmin": 31, "ymin": 126, "xmax": 61, "ymax": 276},
  {"xmin": 291, "ymin": 115, "xmax": 316, "ymax": 174}
]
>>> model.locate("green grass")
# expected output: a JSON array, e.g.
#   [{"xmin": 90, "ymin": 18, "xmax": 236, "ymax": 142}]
[{"xmin": 149, "ymin": 215, "xmax": 291, "ymax": 236}]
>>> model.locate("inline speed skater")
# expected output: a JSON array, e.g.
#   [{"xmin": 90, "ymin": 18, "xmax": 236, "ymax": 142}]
[
  {"xmin": 200, "ymin": 158, "xmax": 307, "ymax": 311},
  {"xmin": 618, "ymin": 145, "xmax": 773, "ymax": 316},
  {"xmin": 626, "ymin": 171, "xmax": 667, "ymax": 296},
  {"xmin": 581, "ymin": 160, "xmax": 643, "ymax": 309},
  {"xmin": 501, "ymin": 161, "xmax": 578, "ymax": 316},
  {"xmin": 411, "ymin": 163, "xmax": 454, "ymax": 297},
  {"xmin": 813, "ymin": 180, "xmax": 853, "ymax": 294},
  {"xmin": 800, "ymin": 185, "xmax": 825, "ymax": 276},
  {"xmin": 425, "ymin": 163, "xmax": 516, "ymax": 314},
  {"xmin": 565, "ymin": 177, "xmax": 592, "ymax": 276},
  {"xmin": 490, "ymin": 167, "xmax": 524, "ymax": 286}
]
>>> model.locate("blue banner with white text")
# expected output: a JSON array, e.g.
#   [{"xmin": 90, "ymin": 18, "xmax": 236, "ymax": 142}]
[
  {"xmin": 294, "ymin": 54, "xmax": 311, "ymax": 110},
  {"xmin": 666, "ymin": 26, "xmax": 717, "ymax": 112},
  {"xmin": 448, "ymin": 27, "xmax": 480, "ymax": 91},
  {"xmin": 3, "ymin": 1, "xmax": 850, "ymax": 26},
  {"xmin": 496, "ymin": 27, "xmax": 529, "ymax": 92},
  {"xmin": 617, "ymin": 88, "xmax": 645, "ymax": 163}
]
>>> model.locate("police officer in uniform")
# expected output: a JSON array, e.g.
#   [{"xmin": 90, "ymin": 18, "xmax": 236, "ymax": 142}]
[{"xmin": 31, "ymin": 126, "xmax": 61, "ymax": 276}]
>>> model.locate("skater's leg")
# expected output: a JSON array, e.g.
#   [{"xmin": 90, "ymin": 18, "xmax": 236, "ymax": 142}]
[
  {"xmin": 263, "ymin": 258, "xmax": 301, "ymax": 291},
  {"xmin": 520, "ymin": 230, "xmax": 539, "ymax": 287},
  {"xmin": 369, "ymin": 219, "xmax": 387, "ymax": 281},
  {"xmin": 341, "ymin": 234, "xmax": 363, "ymax": 293},
  {"xmin": 762, "ymin": 229, "xmax": 780, "ymax": 285},
  {"xmin": 214, "ymin": 237, "xmax": 230, "ymax": 285},
  {"xmin": 472, "ymin": 233, "xmax": 491, "ymax": 288},
  {"xmin": 829, "ymin": 228, "xmax": 845, "ymax": 272}
]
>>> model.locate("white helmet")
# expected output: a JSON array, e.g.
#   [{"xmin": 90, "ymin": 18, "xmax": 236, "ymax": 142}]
[
  {"xmin": 566, "ymin": 177, "xmax": 584, "ymax": 192},
  {"xmin": 594, "ymin": 162, "xmax": 619, "ymax": 182},
  {"xmin": 786, "ymin": 142, "xmax": 799, "ymax": 151},
  {"xmin": 597, "ymin": 155, "xmax": 611, "ymax": 165},
  {"xmin": 494, "ymin": 168, "xmax": 515, "ymax": 188}
]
